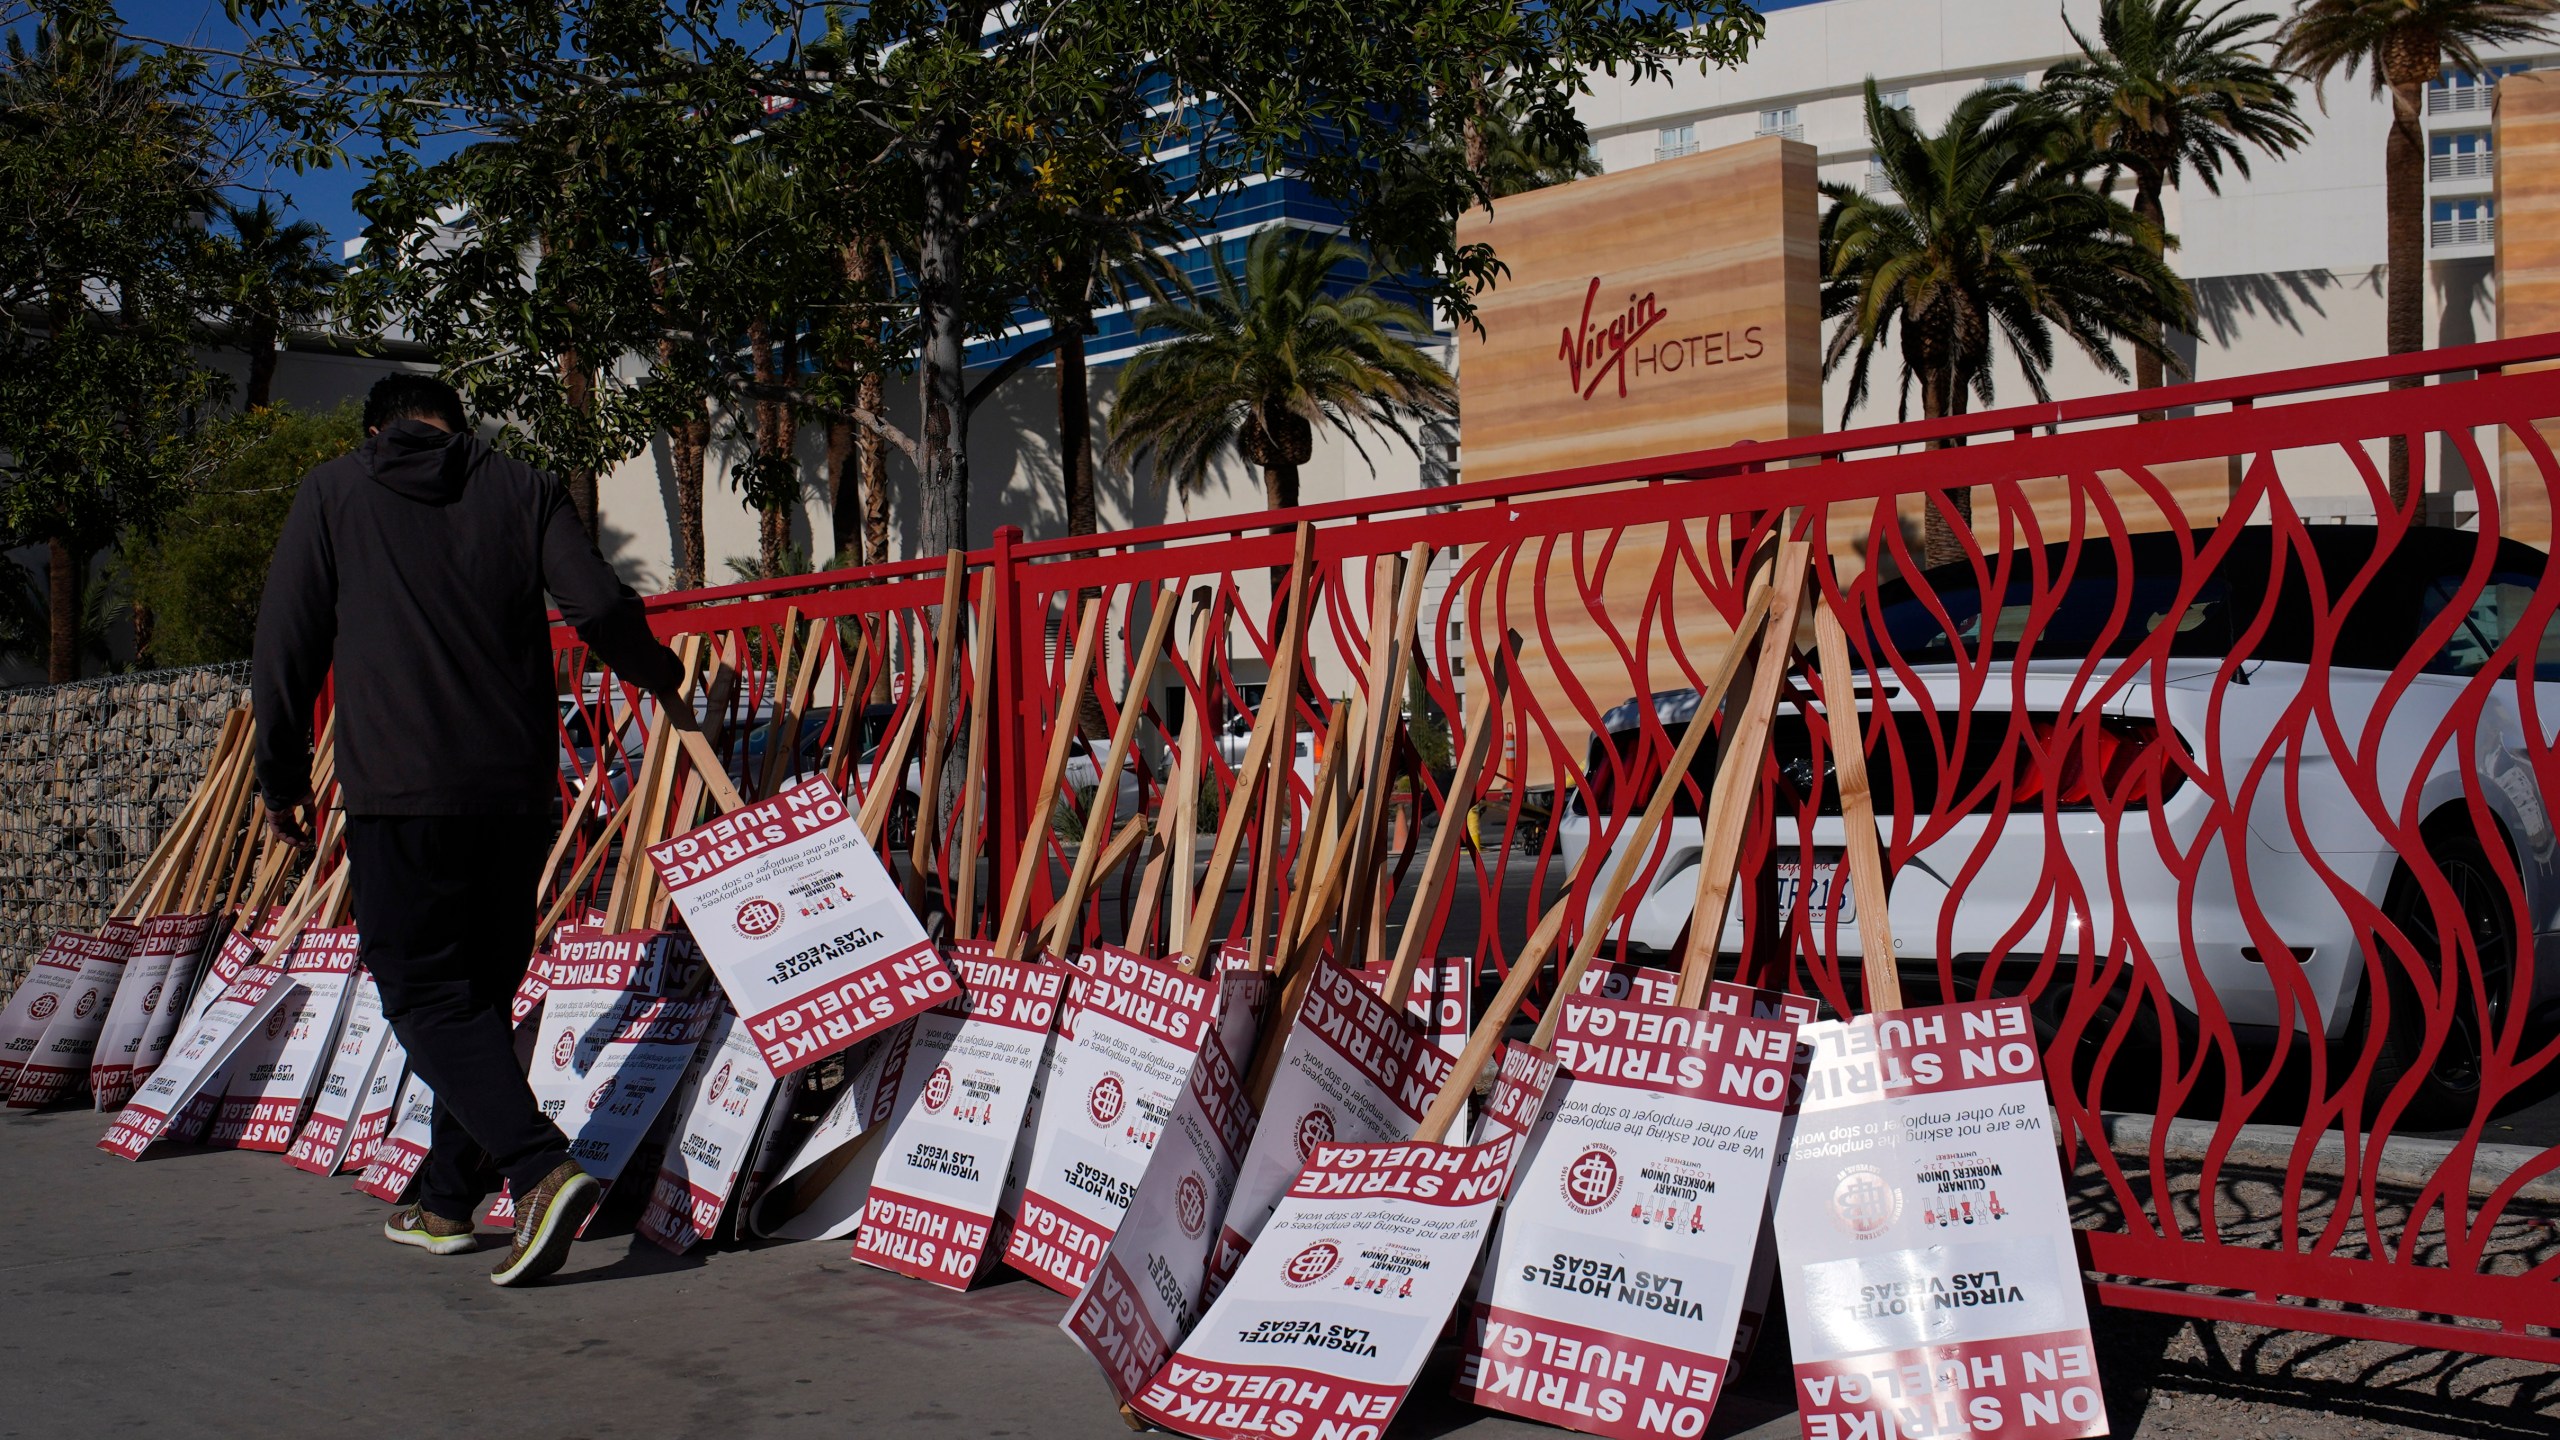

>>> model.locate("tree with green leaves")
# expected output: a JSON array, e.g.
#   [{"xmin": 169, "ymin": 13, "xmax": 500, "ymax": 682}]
[
  {"xmin": 2043, "ymin": 0, "xmax": 2307, "ymax": 394},
  {"xmin": 0, "ymin": 3, "xmax": 233, "ymax": 680},
  {"xmin": 210, "ymin": 197, "xmax": 339, "ymax": 410},
  {"xmin": 1105, "ymin": 228, "xmax": 1455, "ymax": 517},
  {"xmin": 1820, "ymin": 81, "xmax": 2192, "ymax": 563},
  {"xmin": 2279, "ymin": 0, "xmax": 2557, "ymax": 505}
]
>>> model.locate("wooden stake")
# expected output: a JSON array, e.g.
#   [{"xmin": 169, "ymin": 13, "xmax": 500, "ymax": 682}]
[
  {"xmin": 906, "ymin": 553, "xmax": 969, "ymax": 898},
  {"xmin": 1377, "ymin": 637, "xmax": 1517, "ymax": 1011},
  {"xmin": 1674, "ymin": 532, "xmax": 1815, "ymax": 1009},
  {"xmin": 534, "ymin": 798, "xmax": 637, "ymax": 948},
  {"xmin": 1336, "ymin": 545, "xmax": 1433, "ymax": 963},
  {"xmin": 993, "ymin": 598, "xmax": 1105, "ymax": 961},
  {"xmin": 1128, "ymin": 591, "xmax": 1217, "ymax": 951},
  {"xmin": 752, "ymin": 607, "xmax": 807, "ymax": 799},
  {"xmin": 112, "ymin": 710, "xmax": 242, "ymax": 919},
  {"xmin": 1043, "ymin": 582, "xmax": 1182, "ymax": 957},
  {"xmin": 537, "ymin": 750, "xmax": 614, "ymax": 903},
  {"xmin": 855, "ymin": 684, "xmax": 929, "ymax": 849},
  {"xmin": 1181, "ymin": 524, "xmax": 1317, "ymax": 967},
  {"xmin": 949, "ymin": 583, "xmax": 1004, "ymax": 933},
  {"xmin": 1814, "ymin": 593, "xmax": 1903, "ymax": 1014}
]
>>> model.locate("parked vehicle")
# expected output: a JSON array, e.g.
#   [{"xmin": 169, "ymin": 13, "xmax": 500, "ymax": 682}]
[{"xmin": 1555, "ymin": 526, "xmax": 2557, "ymax": 1123}]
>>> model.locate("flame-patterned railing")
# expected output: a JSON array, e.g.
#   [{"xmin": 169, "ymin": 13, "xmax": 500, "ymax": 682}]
[{"xmin": 552, "ymin": 334, "xmax": 2560, "ymax": 1360}]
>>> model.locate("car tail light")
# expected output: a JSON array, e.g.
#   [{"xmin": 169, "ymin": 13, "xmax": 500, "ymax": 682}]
[{"xmin": 2009, "ymin": 716, "xmax": 2185, "ymax": 810}]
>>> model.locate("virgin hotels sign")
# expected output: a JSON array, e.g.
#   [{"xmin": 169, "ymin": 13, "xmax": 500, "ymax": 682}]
[{"xmin": 1457, "ymin": 135, "xmax": 1820, "ymax": 481}]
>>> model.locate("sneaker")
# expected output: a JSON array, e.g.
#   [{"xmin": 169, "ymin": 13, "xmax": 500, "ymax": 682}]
[
  {"xmin": 384, "ymin": 1203, "xmax": 476, "ymax": 1256},
  {"xmin": 488, "ymin": 1160, "xmax": 599, "ymax": 1288}
]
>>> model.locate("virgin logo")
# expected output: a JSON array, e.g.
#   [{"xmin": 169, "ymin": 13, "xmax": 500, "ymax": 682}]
[{"xmin": 1559, "ymin": 277, "xmax": 1667, "ymax": 400}]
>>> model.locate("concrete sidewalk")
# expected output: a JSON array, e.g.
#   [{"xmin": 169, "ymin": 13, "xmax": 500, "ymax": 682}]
[{"xmin": 3, "ymin": 1108, "xmax": 2551, "ymax": 1439}]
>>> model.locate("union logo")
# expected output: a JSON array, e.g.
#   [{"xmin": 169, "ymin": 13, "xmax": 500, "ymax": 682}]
[
  {"xmin": 710, "ymin": 1062, "xmax": 733, "ymax": 1098},
  {"xmin": 1292, "ymin": 1106, "xmax": 1336, "ymax": 1163},
  {"xmin": 1087, "ymin": 1073, "xmax": 1125, "ymax": 1128},
  {"xmin": 923, "ymin": 1065, "xmax": 953, "ymax": 1113},
  {"xmin": 1830, "ymin": 1165, "xmax": 1902, "ymax": 1241},
  {"xmin": 26, "ymin": 993, "xmax": 55, "ymax": 1020},
  {"xmin": 141, "ymin": 982, "xmax": 162, "ymax": 1014},
  {"xmin": 1561, "ymin": 1145, "xmax": 1622, "ymax": 1214},
  {"xmin": 588, "ymin": 1079, "xmax": 613, "ymax": 1113},
  {"xmin": 552, "ymin": 1031, "xmax": 576, "ymax": 1070},
  {"xmin": 1175, "ymin": 1172, "xmax": 1209, "ymax": 1240},
  {"xmin": 264, "ymin": 1006, "xmax": 288, "ymax": 1037},
  {"xmin": 75, "ymin": 989, "xmax": 98, "ymax": 1019},
  {"xmin": 1282, "ymin": 1240, "xmax": 1343, "ymax": 1288},
  {"xmin": 733, "ymin": 897, "xmax": 784, "ymax": 939}
]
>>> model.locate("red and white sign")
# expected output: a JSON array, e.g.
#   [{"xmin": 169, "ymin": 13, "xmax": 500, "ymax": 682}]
[
  {"xmin": 637, "ymin": 1005, "xmax": 778, "ymax": 1254},
  {"xmin": 1222, "ymin": 962, "xmax": 1456, "ymax": 1268},
  {"xmin": 1473, "ymin": 1042, "xmax": 1564, "ymax": 1150},
  {"xmin": 1773, "ymin": 1000, "xmax": 2104, "ymax": 1440},
  {"xmin": 0, "ymin": 937, "xmax": 86, "ymax": 1096},
  {"xmin": 647, "ymin": 776, "xmax": 951, "ymax": 1075},
  {"xmin": 91, "ymin": 912, "xmax": 213, "ymax": 1108},
  {"xmin": 180, "ymin": 927, "xmax": 265, "ymax": 1034},
  {"xmin": 99, "ymin": 962, "xmax": 293, "ymax": 1161},
  {"xmin": 355, "ymin": 1070, "xmax": 437, "ymax": 1202},
  {"xmin": 747, "ymin": 1027, "xmax": 909, "ymax": 1240},
  {"xmin": 286, "ymin": 974, "xmax": 394, "ymax": 1175},
  {"xmin": 1005, "ymin": 946, "xmax": 1219, "ymax": 1295},
  {"xmin": 485, "ymin": 981, "xmax": 717, "ymax": 1225},
  {"xmin": 341, "ymin": 1029, "xmax": 409, "ymax": 1175},
  {"xmin": 10, "ymin": 930, "xmax": 132, "ymax": 1108},
  {"xmin": 1457, "ymin": 995, "xmax": 1800, "ymax": 1438},
  {"xmin": 1127, "ymin": 1136, "xmax": 1528, "ymax": 1439},
  {"xmin": 211, "ymin": 928, "xmax": 362, "ymax": 1150},
  {"xmin": 1062, "ymin": 991, "xmax": 1258, "ymax": 1400},
  {"xmin": 853, "ymin": 944, "xmax": 1069, "ymax": 1288}
]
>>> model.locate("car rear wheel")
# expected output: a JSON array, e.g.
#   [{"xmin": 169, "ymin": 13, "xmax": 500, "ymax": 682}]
[{"xmin": 2358, "ymin": 827, "xmax": 2519, "ymax": 1129}]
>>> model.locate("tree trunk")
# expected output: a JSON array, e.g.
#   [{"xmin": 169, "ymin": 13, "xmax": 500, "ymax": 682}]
[
  {"xmin": 750, "ymin": 323, "xmax": 799, "ymax": 573},
  {"xmin": 917, "ymin": 125, "xmax": 971, "ymax": 558},
  {"xmin": 245, "ymin": 316, "xmax": 279, "ymax": 411},
  {"xmin": 826, "ymin": 415, "xmax": 859, "ymax": 562},
  {"xmin": 2384, "ymin": 76, "xmax": 2426, "ymax": 510},
  {"xmin": 560, "ymin": 351, "xmax": 600, "ymax": 540},
  {"xmin": 675, "ymin": 405, "xmax": 708, "ymax": 590},
  {"xmin": 1060, "ymin": 323, "xmax": 1096, "ymax": 537},
  {"xmin": 1918, "ymin": 364, "xmax": 1971, "ymax": 568},
  {"xmin": 861, "ymin": 368, "xmax": 889, "ymax": 566},
  {"xmin": 47, "ymin": 539, "xmax": 79, "ymax": 684},
  {"xmin": 2133, "ymin": 177, "xmax": 2166, "ymax": 407}
]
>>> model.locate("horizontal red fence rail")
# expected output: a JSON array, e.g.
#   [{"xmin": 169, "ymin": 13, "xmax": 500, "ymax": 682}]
[{"xmin": 551, "ymin": 333, "xmax": 2560, "ymax": 1358}]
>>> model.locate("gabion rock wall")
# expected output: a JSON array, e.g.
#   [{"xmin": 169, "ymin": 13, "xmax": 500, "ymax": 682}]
[{"xmin": 0, "ymin": 663, "xmax": 248, "ymax": 996}]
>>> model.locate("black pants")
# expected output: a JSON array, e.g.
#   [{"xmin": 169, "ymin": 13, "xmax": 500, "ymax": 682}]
[{"xmin": 346, "ymin": 814, "xmax": 566, "ymax": 1221}]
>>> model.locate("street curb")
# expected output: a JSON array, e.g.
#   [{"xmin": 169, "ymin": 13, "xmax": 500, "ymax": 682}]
[{"xmin": 2096, "ymin": 1111, "xmax": 2560, "ymax": 1205}]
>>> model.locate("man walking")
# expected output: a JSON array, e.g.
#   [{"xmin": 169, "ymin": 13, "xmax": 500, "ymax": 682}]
[{"xmin": 254, "ymin": 374, "xmax": 687, "ymax": 1286}]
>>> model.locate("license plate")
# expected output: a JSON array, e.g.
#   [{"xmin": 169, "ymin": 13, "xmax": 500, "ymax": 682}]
[{"xmin": 1777, "ymin": 853, "xmax": 1855, "ymax": 925}]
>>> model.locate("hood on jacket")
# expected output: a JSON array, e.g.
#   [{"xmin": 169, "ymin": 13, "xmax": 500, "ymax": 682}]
[{"xmin": 361, "ymin": 419, "xmax": 478, "ymax": 504}]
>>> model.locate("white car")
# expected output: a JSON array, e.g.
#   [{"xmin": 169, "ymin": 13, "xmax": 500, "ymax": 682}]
[{"xmin": 1554, "ymin": 525, "xmax": 2553, "ymax": 1124}]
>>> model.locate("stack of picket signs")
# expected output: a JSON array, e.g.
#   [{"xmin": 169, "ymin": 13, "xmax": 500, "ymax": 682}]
[{"xmin": 60, "ymin": 529, "xmax": 2107, "ymax": 1440}]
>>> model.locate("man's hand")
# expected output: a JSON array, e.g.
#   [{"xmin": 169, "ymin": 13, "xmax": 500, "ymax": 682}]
[
  {"xmin": 655, "ymin": 686, "xmax": 702, "ymax": 733},
  {"xmin": 265, "ymin": 792, "xmax": 318, "ymax": 852}
]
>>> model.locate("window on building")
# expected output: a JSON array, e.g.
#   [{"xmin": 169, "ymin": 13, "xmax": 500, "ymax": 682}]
[
  {"xmin": 1988, "ymin": 73, "xmax": 2029, "ymax": 90},
  {"xmin": 1863, "ymin": 156, "xmax": 1895, "ymax": 195},
  {"xmin": 1880, "ymin": 89, "xmax": 1913, "ymax": 113},
  {"xmin": 2432, "ymin": 128, "xmax": 2495, "ymax": 179},
  {"xmin": 1756, "ymin": 106, "xmax": 1800, "ymax": 139},
  {"xmin": 2431, "ymin": 196, "xmax": 2497, "ymax": 247},
  {"xmin": 1655, "ymin": 123, "xmax": 1697, "ymax": 161}
]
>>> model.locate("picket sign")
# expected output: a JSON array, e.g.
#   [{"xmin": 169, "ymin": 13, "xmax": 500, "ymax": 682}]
[
  {"xmin": 355, "ymin": 1070, "xmax": 437, "ymax": 1201},
  {"xmin": 285, "ymin": 973, "xmax": 394, "ymax": 1175},
  {"xmin": 1456, "ymin": 993, "xmax": 1799, "ymax": 1439},
  {"xmin": 636, "ymin": 1004, "xmax": 780, "ymax": 1254},
  {"xmin": 0, "ymin": 938, "xmax": 88, "ymax": 1096},
  {"xmin": 99, "ymin": 961, "xmax": 295, "ymax": 1160},
  {"xmin": 746, "ymin": 1028, "xmax": 907, "ymax": 1240},
  {"xmin": 340, "ymin": 1030, "xmax": 408, "ymax": 1176},
  {"xmin": 1472, "ymin": 1043, "xmax": 1564, "ymax": 1150},
  {"xmin": 9, "ymin": 929, "xmax": 133, "ymax": 1108},
  {"xmin": 91, "ymin": 911, "xmax": 214, "ymax": 1109},
  {"xmin": 729, "ymin": 1068, "xmax": 804, "ymax": 1241},
  {"xmin": 212, "ymin": 927, "xmax": 363, "ymax": 1150},
  {"xmin": 1003, "ymin": 945, "xmax": 1221, "ymax": 1295},
  {"xmin": 483, "ymin": 982, "xmax": 718, "ymax": 1227},
  {"xmin": 646, "ymin": 774, "xmax": 953, "ymax": 1077},
  {"xmin": 1772, "ymin": 1001, "xmax": 2103, "ymax": 1440},
  {"xmin": 851, "ymin": 944, "xmax": 1072, "ymax": 1288}
]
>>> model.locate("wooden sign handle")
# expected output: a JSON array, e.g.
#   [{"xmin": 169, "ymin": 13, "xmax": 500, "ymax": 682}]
[
  {"xmin": 1814, "ymin": 593, "xmax": 1903, "ymax": 1014},
  {"xmin": 907, "ymin": 553, "xmax": 970, "ymax": 890},
  {"xmin": 1335, "ymin": 544, "xmax": 1433, "ymax": 965},
  {"xmin": 993, "ymin": 598, "xmax": 1106, "ymax": 961},
  {"xmin": 1044, "ymin": 582, "xmax": 1183, "ymax": 956},
  {"xmin": 950, "ymin": 584, "xmax": 1003, "ymax": 933},
  {"xmin": 1376, "ymin": 634, "xmax": 1516, "ymax": 1011},
  {"xmin": 1127, "ymin": 591, "xmax": 1218, "ymax": 950}
]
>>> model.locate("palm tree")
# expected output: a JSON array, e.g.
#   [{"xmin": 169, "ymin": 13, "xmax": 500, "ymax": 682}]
[
  {"xmin": 2279, "ymin": 0, "xmax": 2558, "ymax": 504},
  {"xmin": 1105, "ymin": 228, "xmax": 1455, "ymax": 517},
  {"xmin": 1822, "ymin": 81, "xmax": 2192, "ymax": 563},
  {"xmin": 213, "ymin": 199, "xmax": 338, "ymax": 411},
  {"xmin": 2044, "ymin": 0, "xmax": 2308, "ymax": 394}
]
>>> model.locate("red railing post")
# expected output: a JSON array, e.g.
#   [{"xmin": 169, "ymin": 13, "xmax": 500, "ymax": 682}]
[{"xmin": 984, "ymin": 525, "xmax": 1037, "ymax": 930}]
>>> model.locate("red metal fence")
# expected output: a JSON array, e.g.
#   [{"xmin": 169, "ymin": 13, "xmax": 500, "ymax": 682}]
[{"xmin": 552, "ymin": 334, "xmax": 2560, "ymax": 1361}]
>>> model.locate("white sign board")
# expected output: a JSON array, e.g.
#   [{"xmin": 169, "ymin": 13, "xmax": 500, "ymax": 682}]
[
  {"xmin": 287, "ymin": 973, "xmax": 394, "ymax": 1175},
  {"xmin": 10, "ymin": 931, "xmax": 131, "ymax": 1108},
  {"xmin": 747, "ymin": 1028, "xmax": 907, "ymax": 1241},
  {"xmin": 487, "ymin": 984, "xmax": 719, "ymax": 1224},
  {"xmin": 1774, "ymin": 999, "xmax": 2104, "ymax": 1440},
  {"xmin": 92, "ymin": 912, "xmax": 213, "ymax": 1109},
  {"xmin": 1457, "ymin": 994, "xmax": 1799, "ymax": 1438},
  {"xmin": 99, "ymin": 962, "xmax": 292, "ymax": 1160},
  {"xmin": 212, "ymin": 927, "xmax": 362, "ymax": 1150},
  {"xmin": 1004, "ymin": 946, "xmax": 1219, "ymax": 1295},
  {"xmin": 647, "ymin": 775, "xmax": 953, "ymax": 1075},
  {"xmin": 1127, "ymin": 1136, "xmax": 1527, "ymax": 1440},
  {"xmin": 0, "ymin": 939, "xmax": 86, "ymax": 1096},
  {"xmin": 342, "ymin": 1029, "xmax": 409, "ymax": 1174},
  {"xmin": 356, "ymin": 1070, "xmax": 437, "ymax": 1201},
  {"xmin": 637, "ymin": 1005, "xmax": 779, "ymax": 1254},
  {"xmin": 853, "ymin": 944, "xmax": 1071, "ymax": 1289}
]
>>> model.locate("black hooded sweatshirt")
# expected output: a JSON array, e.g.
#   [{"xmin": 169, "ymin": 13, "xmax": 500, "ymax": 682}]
[{"xmin": 252, "ymin": 419, "xmax": 685, "ymax": 815}]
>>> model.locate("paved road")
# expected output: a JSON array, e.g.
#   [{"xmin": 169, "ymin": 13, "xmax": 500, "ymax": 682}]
[{"xmin": 4, "ymin": 1110, "xmax": 2553, "ymax": 1440}]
